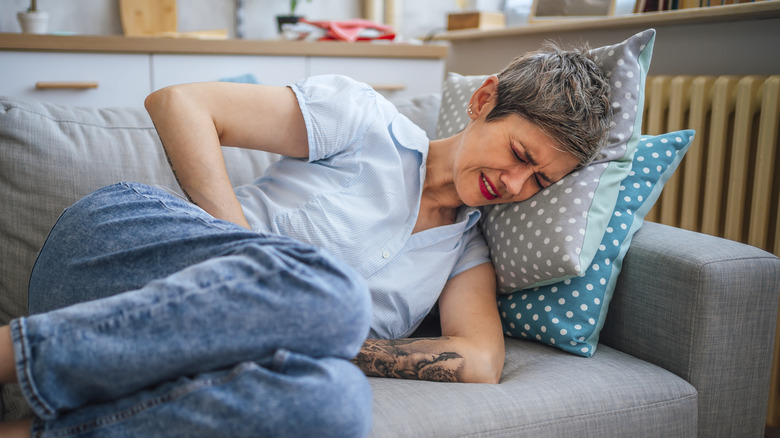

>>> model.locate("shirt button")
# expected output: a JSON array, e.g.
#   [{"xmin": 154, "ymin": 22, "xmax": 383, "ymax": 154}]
[{"xmin": 381, "ymin": 251, "xmax": 390, "ymax": 259}]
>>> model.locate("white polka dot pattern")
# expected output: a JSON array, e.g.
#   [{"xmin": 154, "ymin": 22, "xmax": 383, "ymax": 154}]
[{"xmin": 499, "ymin": 130, "xmax": 694, "ymax": 357}]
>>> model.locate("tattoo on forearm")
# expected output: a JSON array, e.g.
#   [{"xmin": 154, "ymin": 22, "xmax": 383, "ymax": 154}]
[
  {"xmin": 352, "ymin": 338, "xmax": 464, "ymax": 382},
  {"xmin": 162, "ymin": 145, "xmax": 193, "ymax": 203}
]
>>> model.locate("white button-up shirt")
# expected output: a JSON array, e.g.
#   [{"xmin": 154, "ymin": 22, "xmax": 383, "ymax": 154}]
[{"xmin": 235, "ymin": 75, "xmax": 489, "ymax": 339}]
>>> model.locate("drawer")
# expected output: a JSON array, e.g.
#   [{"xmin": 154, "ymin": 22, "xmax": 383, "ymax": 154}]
[
  {"xmin": 0, "ymin": 51, "xmax": 151, "ymax": 107},
  {"xmin": 151, "ymin": 54, "xmax": 308, "ymax": 89},
  {"xmin": 308, "ymin": 57, "xmax": 445, "ymax": 98}
]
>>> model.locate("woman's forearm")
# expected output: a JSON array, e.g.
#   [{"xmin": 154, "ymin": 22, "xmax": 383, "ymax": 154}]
[
  {"xmin": 353, "ymin": 337, "xmax": 493, "ymax": 383},
  {"xmin": 145, "ymin": 85, "xmax": 250, "ymax": 229}
]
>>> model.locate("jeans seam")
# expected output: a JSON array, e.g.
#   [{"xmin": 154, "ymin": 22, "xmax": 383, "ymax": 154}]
[
  {"xmin": 10, "ymin": 318, "xmax": 56, "ymax": 419},
  {"xmin": 51, "ymin": 260, "xmax": 272, "ymax": 341},
  {"xmin": 122, "ymin": 182, "xmax": 239, "ymax": 232},
  {"xmin": 37, "ymin": 362, "xmax": 260, "ymax": 438}
]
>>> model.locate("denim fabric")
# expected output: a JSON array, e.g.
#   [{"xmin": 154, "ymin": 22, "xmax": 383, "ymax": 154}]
[{"xmin": 13, "ymin": 183, "xmax": 373, "ymax": 437}]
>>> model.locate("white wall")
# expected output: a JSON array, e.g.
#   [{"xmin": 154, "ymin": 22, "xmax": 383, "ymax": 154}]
[{"xmin": 1, "ymin": 0, "xmax": 489, "ymax": 41}]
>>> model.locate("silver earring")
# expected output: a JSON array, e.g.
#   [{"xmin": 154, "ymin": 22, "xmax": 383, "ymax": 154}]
[{"xmin": 467, "ymin": 104, "xmax": 473, "ymax": 116}]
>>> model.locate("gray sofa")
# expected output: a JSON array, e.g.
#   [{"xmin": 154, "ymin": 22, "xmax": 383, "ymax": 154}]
[{"xmin": 1, "ymin": 94, "xmax": 779, "ymax": 438}]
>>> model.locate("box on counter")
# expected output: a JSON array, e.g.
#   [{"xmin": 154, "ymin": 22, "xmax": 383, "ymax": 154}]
[{"xmin": 446, "ymin": 11, "xmax": 506, "ymax": 31}]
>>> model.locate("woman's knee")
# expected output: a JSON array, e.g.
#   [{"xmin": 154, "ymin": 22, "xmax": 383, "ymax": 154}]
[
  {"xmin": 316, "ymin": 358, "xmax": 373, "ymax": 438},
  {"xmin": 231, "ymin": 239, "xmax": 372, "ymax": 353},
  {"xmin": 288, "ymin": 247, "xmax": 371, "ymax": 355},
  {"xmin": 299, "ymin": 251, "xmax": 372, "ymax": 350},
  {"xmin": 276, "ymin": 353, "xmax": 373, "ymax": 437}
]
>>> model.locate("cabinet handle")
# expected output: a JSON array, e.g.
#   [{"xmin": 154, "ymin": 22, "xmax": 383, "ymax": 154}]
[{"xmin": 36, "ymin": 81, "xmax": 99, "ymax": 90}]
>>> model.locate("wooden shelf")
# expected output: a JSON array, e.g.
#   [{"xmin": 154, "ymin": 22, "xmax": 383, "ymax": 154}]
[
  {"xmin": 433, "ymin": 1, "xmax": 780, "ymax": 41},
  {"xmin": 0, "ymin": 33, "xmax": 448, "ymax": 59}
]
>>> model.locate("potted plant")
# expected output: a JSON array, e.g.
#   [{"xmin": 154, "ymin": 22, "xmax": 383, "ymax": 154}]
[
  {"xmin": 18, "ymin": 0, "xmax": 49, "ymax": 34},
  {"xmin": 276, "ymin": 0, "xmax": 311, "ymax": 33}
]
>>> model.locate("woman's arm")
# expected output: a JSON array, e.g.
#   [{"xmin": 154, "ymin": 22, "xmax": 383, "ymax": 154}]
[
  {"xmin": 144, "ymin": 82, "xmax": 309, "ymax": 229},
  {"xmin": 352, "ymin": 263, "xmax": 505, "ymax": 384}
]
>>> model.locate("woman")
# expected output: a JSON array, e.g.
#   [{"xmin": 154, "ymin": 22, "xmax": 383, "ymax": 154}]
[{"xmin": 0, "ymin": 42, "xmax": 611, "ymax": 437}]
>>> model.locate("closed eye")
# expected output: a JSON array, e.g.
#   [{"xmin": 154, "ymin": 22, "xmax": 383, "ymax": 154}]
[
  {"xmin": 511, "ymin": 145, "xmax": 543, "ymax": 188},
  {"xmin": 511, "ymin": 146, "xmax": 525, "ymax": 163}
]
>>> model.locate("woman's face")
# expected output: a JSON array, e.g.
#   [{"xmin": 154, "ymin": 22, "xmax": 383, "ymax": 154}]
[{"xmin": 453, "ymin": 113, "xmax": 580, "ymax": 207}]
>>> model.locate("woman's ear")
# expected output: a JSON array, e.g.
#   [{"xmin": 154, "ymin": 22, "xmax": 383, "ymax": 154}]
[{"xmin": 467, "ymin": 75, "xmax": 499, "ymax": 119}]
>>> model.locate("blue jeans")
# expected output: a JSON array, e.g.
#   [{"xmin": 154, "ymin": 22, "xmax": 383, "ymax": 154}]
[{"xmin": 11, "ymin": 183, "xmax": 373, "ymax": 437}]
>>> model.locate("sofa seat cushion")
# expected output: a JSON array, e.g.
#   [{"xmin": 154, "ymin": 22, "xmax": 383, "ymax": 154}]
[{"xmin": 368, "ymin": 339, "xmax": 697, "ymax": 438}]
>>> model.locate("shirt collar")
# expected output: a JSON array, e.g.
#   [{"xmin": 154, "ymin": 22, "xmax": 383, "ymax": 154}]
[
  {"xmin": 390, "ymin": 115, "xmax": 429, "ymax": 154},
  {"xmin": 459, "ymin": 206, "xmax": 482, "ymax": 230}
]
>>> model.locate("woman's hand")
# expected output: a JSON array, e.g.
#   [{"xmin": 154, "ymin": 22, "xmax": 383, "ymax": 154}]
[
  {"xmin": 144, "ymin": 82, "xmax": 309, "ymax": 229},
  {"xmin": 352, "ymin": 263, "xmax": 505, "ymax": 384}
]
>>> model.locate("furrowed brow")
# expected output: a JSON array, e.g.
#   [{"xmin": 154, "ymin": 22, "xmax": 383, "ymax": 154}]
[{"xmin": 523, "ymin": 147, "xmax": 554, "ymax": 185}]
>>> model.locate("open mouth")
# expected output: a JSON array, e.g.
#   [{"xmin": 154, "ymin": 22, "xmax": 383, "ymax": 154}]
[{"xmin": 480, "ymin": 173, "xmax": 500, "ymax": 200}]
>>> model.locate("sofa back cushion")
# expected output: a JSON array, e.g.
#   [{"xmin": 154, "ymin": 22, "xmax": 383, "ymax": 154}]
[{"xmin": 0, "ymin": 98, "xmax": 279, "ymax": 324}]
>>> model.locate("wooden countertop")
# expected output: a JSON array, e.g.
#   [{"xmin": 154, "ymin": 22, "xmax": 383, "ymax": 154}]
[
  {"xmin": 433, "ymin": 1, "xmax": 780, "ymax": 41},
  {"xmin": 0, "ymin": 33, "xmax": 448, "ymax": 59}
]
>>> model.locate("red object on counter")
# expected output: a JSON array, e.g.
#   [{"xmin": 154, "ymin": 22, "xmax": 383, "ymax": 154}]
[{"xmin": 300, "ymin": 18, "xmax": 395, "ymax": 42}]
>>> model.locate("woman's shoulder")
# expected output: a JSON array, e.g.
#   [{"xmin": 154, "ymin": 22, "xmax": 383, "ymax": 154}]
[
  {"xmin": 294, "ymin": 75, "xmax": 402, "ymax": 116},
  {"xmin": 293, "ymin": 75, "xmax": 374, "ymax": 103},
  {"xmin": 291, "ymin": 75, "xmax": 402, "ymax": 161}
]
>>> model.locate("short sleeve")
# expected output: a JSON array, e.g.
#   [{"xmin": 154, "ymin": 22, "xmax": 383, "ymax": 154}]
[
  {"xmin": 449, "ymin": 226, "xmax": 491, "ymax": 279},
  {"xmin": 290, "ymin": 75, "xmax": 378, "ymax": 162}
]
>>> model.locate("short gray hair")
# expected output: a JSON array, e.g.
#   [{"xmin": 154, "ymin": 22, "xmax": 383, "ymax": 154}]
[{"xmin": 486, "ymin": 41, "xmax": 612, "ymax": 167}]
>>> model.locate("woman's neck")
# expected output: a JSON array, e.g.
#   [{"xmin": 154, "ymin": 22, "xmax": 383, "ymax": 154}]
[{"xmin": 413, "ymin": 136, "xmax": 464, "ymax": 234}]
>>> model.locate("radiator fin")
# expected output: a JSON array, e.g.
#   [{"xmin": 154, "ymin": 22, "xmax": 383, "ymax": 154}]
[{"xmin": 643, "ymin": 75, "xmax": 780, "ymax": 253}]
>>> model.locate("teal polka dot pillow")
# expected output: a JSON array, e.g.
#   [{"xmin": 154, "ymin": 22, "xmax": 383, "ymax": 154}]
[{"xmin": 499, "ymin": 130, "xmax": 695, "ymax": 356}]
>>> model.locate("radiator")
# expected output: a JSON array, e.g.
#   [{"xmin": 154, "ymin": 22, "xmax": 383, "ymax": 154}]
[{"xmin": 639, "ymin": 74, "xmax": 780, "ymax": 425}]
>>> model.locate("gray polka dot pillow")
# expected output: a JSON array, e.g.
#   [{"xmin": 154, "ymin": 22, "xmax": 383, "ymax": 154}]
[{"xmin": 436, "ymin": 29, "xmax": 656, "ymax": 293}]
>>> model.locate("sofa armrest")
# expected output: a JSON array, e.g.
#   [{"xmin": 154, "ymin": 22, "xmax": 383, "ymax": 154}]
[{"xmin": 601, "ymin": 221, "xmax": 780, "ymax": 438}]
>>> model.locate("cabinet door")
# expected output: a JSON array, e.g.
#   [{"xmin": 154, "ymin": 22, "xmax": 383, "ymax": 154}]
[
  {"xmin": 152, "ymin": 54, "xmax": 308, "ymax": 89},
  {"xmin": 0, "ymin": 51, "xmax": 151, "ymax": 107},
  {"xmin": 308, "ymin": 57, "xmax": 444, "ymax": 98}
]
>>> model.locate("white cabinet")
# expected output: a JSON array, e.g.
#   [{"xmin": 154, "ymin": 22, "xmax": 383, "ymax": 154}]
[
  {"xmin": 309, "ymin": 57, "xmax": 443, "ymax": 98},
  {"xmin": 0, "ymin": 51, "xmax": 151, "ymax": 107},
  {"xmin": 151, "ymin": 54, "xmax": 308, "ymax": 89},
  {"xmin": 0, "ymin": 37, "xmax": 446, "ymax": 107},
  {"xmin": 153, "ymin": 55, "xmax": 444, "ymax": 98}
]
